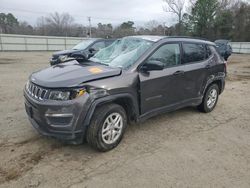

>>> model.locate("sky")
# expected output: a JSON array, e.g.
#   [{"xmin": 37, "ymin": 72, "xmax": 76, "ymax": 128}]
[{"xmin": 0, "ymin": 0, "xmax": 178, "ymax": 27}]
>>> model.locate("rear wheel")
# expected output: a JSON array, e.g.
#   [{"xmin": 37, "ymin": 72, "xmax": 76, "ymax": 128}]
[
  {"xmin": 86, "ymin": 103, "xmax": 127, "ymax": 151},
  {"xmin": 198, "ymin": 84, "xmax": 219, "ymax": 113}
]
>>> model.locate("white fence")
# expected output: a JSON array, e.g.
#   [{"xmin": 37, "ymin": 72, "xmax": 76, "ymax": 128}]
[
  {"xmin": 0, "ymin": 34, "xmax": 86, "ymax": 51},
  {"xmin": 230, "ymin": 42, "xmax": 250, "ymax": 54},
  {"xmin": 0, "ymin": 34, "xmax": 250, "ymax": 53}
]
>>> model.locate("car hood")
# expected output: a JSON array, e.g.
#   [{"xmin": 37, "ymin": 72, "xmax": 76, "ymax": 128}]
[
  {"xmin": 52, "ymin": 49, "xmax": 82, "ymax": 57},
  {"xmin": 30, "ymin": 60, "xmax": 121, "ymax": 88}
]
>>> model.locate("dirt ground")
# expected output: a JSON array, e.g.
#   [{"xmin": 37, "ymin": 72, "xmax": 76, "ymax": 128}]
[{"xmin": 0, "ymin": 52, "xmax": 250, "ymax": 188}]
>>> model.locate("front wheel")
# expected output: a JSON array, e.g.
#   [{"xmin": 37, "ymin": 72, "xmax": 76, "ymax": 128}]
[
  {"xmin": 198, "ymin": 84, "xmax": 219, "ymax": 113},
  {"xmin": 86, "ymin": 103, "xmax": 127, "ymax": 151}
]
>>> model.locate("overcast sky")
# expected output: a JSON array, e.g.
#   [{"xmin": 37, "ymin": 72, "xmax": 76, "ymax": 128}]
[{"xmin": 0, "ymin": 0, "xmax": 178, "ymax": 27}]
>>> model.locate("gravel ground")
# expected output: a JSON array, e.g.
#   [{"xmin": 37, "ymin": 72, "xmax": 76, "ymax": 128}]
[{"xmin": 0, "ymin": 52, "xmax": 250, "ymax": 188}]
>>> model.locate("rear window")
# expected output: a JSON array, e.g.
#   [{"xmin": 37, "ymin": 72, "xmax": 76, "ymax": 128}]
[{"xmin": 182, "ymin": 43, "xmax": 206, "ymax": 63}]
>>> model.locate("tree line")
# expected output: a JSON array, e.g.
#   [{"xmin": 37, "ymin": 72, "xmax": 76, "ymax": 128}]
[{"xmin": 0, "ymin": 0, "xmax": 249, "ymax": 41}]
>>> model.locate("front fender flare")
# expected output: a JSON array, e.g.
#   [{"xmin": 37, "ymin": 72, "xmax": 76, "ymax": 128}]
[{"xmin": 82, "ymin": 93, "xmax": 139, "ymax": 129}]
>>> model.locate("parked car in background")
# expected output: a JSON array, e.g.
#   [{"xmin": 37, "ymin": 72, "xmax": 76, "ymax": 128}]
[
  {"xmin": 50, "ymin": 38, "xmax": 115, "ymax": 65},
  {"xmin": 25, "ymin": 36, "xmax": 226, "ymax": 151},
  {"xmin": 215, "ymin": 39, "xmax": 232, "ymax": 61}
]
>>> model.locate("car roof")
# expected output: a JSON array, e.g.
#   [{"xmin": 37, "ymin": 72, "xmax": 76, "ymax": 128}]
[
  {"xmin": 81, "ymin": 38, "xmax": 113, "ymax": 42},
  {"xmin": 130, "ymin": 35, "xmax": 166, "ymax": 42},
  {"xmin": 129, "ymin": 35, "xmax": 215, "ymax": 45}
]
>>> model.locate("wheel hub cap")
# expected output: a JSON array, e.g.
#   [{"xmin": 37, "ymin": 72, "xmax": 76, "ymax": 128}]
[
  {"xmin": 207, "ymin": 89, "xmax": 217, "ymax": 109},
  {"xmin": 101, "ymin": 113, "xmax": 123, "ymax": 144}
]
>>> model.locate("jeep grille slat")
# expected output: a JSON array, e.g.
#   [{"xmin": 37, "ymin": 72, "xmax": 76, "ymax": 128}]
[{"xmin": 27, "ymin": 82, "xmax": 48, "ymax": 101}]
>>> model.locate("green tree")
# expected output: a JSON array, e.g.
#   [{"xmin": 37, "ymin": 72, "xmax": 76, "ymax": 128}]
[
  {"xmin": 214, "ymin": 10, "xmax": 233, "ymax": 40},
  {"xmin": 231, "ymin": 2, "xmax": 250, "ymax": 41},
  {"xmin": 113, "ymin": 21, "xmax": 136, "ymax": 37},
  {"xmin": 189, "ymin": 0, "xmax": 219, "ymax": 38},
  {"xmin": 0, "ymin": 13, "xmax": 19, "ymax": 33}
]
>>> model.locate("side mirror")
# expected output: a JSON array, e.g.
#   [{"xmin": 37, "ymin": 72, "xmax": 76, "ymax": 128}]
[{"xmin": 141, "ymin": 60, "xmax": 164, "ymax": 72}]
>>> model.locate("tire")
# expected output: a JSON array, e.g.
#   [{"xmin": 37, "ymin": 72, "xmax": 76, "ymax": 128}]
[
  {"xmin": 86, "ymin": 103, "xmax": 127, "ymax": 151},
  {"xmin": 198, "ymin": 84, "xmax": 219, "ymax": 113}
]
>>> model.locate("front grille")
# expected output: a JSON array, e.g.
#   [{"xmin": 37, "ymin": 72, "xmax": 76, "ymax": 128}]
[{"xmin": 27, "ymin": 82, "xmax": 48, "ymax": 100}]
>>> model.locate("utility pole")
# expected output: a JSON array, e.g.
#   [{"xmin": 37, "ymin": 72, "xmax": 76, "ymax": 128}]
[{"xmin": 88, "ymin": 17, "xmax": 92, "ymax": 38}]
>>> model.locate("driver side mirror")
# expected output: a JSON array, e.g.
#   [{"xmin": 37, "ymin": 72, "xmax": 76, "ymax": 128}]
[{"xmin": 141, "ymin": 60, "xmax": 164, "ymax": 72}]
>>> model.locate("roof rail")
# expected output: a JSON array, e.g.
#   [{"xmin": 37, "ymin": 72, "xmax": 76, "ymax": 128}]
[{"xmin": 166, "ymin": 36, "xmax": 211, "ymax": 41}]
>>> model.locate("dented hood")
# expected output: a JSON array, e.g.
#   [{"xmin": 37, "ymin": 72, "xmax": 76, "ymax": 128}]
[{"xmin": 30, "ymin": 60, "xmax": 121, "ymax": 88}]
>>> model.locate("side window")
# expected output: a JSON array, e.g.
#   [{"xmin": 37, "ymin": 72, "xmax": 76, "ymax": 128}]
[
  {"xmin": 91, "ymin": 41, "xmax": 106, "ymax": 50},
  {"xmin": 182, "ymin": 43, "xmax": 206, "ymax": 63},
  {"xmin": 147, "ymin": 43, "xmax": 181, "ymax": 68}
]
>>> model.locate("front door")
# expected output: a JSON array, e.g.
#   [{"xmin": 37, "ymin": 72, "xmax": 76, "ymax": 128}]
[{"xmin": 139, "ymin": 43, "xmax": 186, "ymax": 115}]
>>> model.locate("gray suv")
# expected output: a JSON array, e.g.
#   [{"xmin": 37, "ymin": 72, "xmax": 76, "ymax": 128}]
[{"xmin": 24, "ymin": 36, "xmax": 226, "ymax": 151}]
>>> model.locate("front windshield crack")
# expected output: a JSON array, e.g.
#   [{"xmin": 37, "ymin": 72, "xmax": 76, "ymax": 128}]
[{"xmin": 89, "ymin": 37, "xmax": 153, "ymax": 69}]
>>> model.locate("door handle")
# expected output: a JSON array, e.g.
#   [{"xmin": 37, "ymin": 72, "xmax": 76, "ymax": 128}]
[{"xmin": 173, "ymin": 70, "xmax": 184, "ymax": 75}]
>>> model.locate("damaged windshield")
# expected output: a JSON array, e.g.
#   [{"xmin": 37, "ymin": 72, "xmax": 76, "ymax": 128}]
[
  {"xmin": 72, "ymin": 39, "xmax": 95, "ymax": 50},
  {"xmin": 90, "ymin": 37, "xmax": 153, "ymax": 68}
]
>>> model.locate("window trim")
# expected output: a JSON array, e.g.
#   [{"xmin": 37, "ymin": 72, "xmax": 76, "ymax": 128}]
[{"xmin": 139, "ymin": 42, "xmax": 183, "ymax": 70}]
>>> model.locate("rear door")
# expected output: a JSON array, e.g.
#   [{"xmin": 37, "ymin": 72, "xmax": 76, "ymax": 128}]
[
  {"xmin": 139, "ymin": 43, "xmax": 186, "ymax": 114},
  {"xmin": 181, "ymin": 42, "xmax": 212, "ymax": 99}
]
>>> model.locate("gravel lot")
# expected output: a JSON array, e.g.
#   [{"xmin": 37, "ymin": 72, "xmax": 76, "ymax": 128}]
[{"xmin": 0, "ymin": 52, "xmax": 250, "ymax": 188}]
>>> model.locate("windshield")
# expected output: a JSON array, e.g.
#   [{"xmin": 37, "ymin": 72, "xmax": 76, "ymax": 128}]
[
  {"xmin": 90, "ymin": 37, "xmax": 153, "ymax": 68},
  {"xmin": 72, "ymin": 39, "xmax": 95, "ymax": 50}
]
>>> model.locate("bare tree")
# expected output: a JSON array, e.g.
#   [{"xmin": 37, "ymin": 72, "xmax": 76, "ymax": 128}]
[
  {"xmin": 163, "ymin": 0, "xmax": 185, "ymax": 34},
  {"xmin": 45, "ymin": 12, "xmax": 74, "ymax": 36},
  {"xmin": 145, "ymin": 20, "xmax": 160, "ymax": 30}
]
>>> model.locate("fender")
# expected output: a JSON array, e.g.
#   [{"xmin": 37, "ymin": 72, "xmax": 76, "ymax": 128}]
[
  {"xmin": 82, "ymin": 93, "xmax": 139, "ymax": 128},
  {"xmin": 202, "ymin": 72, "xmax": 226, "ymax": 95}
]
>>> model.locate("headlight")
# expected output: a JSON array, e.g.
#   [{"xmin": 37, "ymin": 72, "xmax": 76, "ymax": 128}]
[
  {"xmin": 48, "ymin": 89, "xmax": 86, "ymax": 101},
  {"xmin": 59, "ymin": 55, "xmax": 68, "ymax": 62},
  {"xmin": 49, "ymin": 91, "xmax": 70, "ymax": 101}
]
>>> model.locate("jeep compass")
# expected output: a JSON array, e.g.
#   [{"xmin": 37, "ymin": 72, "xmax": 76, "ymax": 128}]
[{"xmin": 24, "ymin": 36, "xmax": 226, "ymax": 151}]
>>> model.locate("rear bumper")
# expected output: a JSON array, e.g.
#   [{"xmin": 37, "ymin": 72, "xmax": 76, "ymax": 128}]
[{"xmin": 24, "ymin": 89, "xmax": 92, "ymax": 144}]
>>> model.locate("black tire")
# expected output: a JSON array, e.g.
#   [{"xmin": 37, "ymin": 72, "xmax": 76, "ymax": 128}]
[
  {"xmin": 86, "ymin": 103, "xmax": 127, "ymax": 152},
  {"xmin": 198, "ymin": 84, "xmax": 219, "ymax": 113}
]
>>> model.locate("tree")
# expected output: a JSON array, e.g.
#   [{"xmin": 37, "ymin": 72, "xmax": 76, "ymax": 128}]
[
  {"xmin": 214, "ymin": 9, "xmax": 233, "ymax": 39},
  {"xmin": 188, "ymin": 0, "xmax": 219, "ymax": 38},
  {"xmin": 231, "ymin": 1, "xmax": 250, "ymax": 41},
  {"xmin": 163, "ymin": 0, "xmax": 185, "ymax": 34},
  {"xmin": 0, "ymin": 13, "xmax": 19, "ymax": 33},
  {"xmin": 145, "ymin": 20, "xmax": 160, "ymax": 30},
  {"xmin": 95, "ymin": 23, "xmax": 113, "ymax": 38},
  {"xmin": 36, "ymin": 12, "xmax": 74, "ymax": 36},
  {"xmin": 113, "ymin": 21, "xmax": 136, "ymax": 37}
]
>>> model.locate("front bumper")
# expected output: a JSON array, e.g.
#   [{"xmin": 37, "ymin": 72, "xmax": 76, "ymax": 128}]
[
  {"xmin": 24, "ymin": 88, "xmax": 92, "ymax": 144},
  {"xmin": 50, "ymin": 58, "xmax": 60, "ymax": 66}
]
